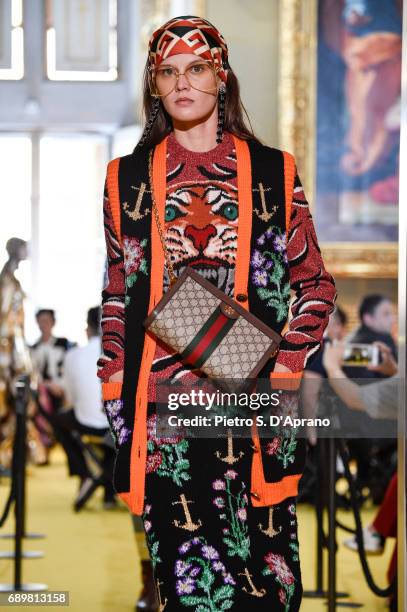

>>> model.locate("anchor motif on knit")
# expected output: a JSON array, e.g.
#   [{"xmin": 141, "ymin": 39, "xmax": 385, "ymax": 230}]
[
  {"xmin": 258, "ymin": 507, "xmax": 282, "ymax": 538},
  {"xmin": 172, "ymin": 494, "xmax": 202, "ymax": 531},
  {"xmin": 254, "ymin": 182, "xmax": 278, "ymax": 222},
  {"xmin": 156, "ymin": 579, "xmax": 167, "ymax": 611},
  {"xmin": 123, "ymin": 182, "xmax": 151, "ymax": 221},
  {"xmin": 214, "ymin": 429, "xmax": 244, "ymax": 464},
  {"xmin": 239, "ymin": 567, "xmax": 266, "ymax": 597}
]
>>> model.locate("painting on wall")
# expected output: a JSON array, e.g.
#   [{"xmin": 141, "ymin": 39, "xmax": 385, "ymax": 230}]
[{"xmin": 315, "ymin": 0, "xmax": 402, "ymax": 243}]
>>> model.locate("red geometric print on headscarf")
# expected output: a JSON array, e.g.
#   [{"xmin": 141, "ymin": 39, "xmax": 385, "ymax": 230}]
[{"xmin": 148, "ymin": 15, "xmax": 229, "ymax": 82}]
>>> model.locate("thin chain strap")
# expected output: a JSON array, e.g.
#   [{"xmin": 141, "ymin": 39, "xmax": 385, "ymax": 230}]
[{"xmin": 148, "ymin": 149, "xmax": 177, "ymax": 286}]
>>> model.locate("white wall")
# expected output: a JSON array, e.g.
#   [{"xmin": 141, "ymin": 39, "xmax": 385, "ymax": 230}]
[{"xmin": 206, "ymin": 0, "xmax": 280, "ymax": 147}]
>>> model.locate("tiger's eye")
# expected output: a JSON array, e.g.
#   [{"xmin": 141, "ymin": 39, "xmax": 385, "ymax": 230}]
[
  {"xmin": 221, "ymin": 203, "xmax": 238, "ymax": 221},
  {"xmin": 165, "ymin": 205, "xmax": 177, "ymax": 222}
]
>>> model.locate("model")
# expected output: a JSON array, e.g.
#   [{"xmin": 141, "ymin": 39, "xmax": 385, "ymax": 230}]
[{"xmin": 97, "ymin": 15, "xmax": 337, "ymax": 611}]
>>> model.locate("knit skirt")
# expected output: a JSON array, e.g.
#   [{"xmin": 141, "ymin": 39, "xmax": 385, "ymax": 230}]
[{"xmin": 141, "ymin": 402, "xmax": 303, "ymax": 611}]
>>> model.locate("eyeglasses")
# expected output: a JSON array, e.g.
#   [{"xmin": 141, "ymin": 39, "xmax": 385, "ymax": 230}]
[{"xmin": 148, "ymin": 61, "xmax": 219, "ymax": 97}]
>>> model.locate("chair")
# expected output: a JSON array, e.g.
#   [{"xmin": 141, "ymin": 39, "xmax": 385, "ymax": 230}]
[{"xmin": 71, "ymin": 430, "xmax": 116, "ymax": 512}]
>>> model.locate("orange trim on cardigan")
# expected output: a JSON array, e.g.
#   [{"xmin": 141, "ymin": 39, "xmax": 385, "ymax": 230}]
[
  {"xmin": 119, "ymin": 137, "xmax": 168, "ymax": 515},
  {"xmin": 251, "ymin": 447, "xmax": 302, "ymax": 506},
  {"xmin": 102, "ymin": 381, "xmax": 123, "ymax": 401},
  {"xmin": 106, "ymin": 158, "xmax": 122, "ymax": 247},
  {"xmin": 269, "ymin": 371, "xmax": 303, "ymax": 391},
  {"xmin": 282, "ymin": 150, "xmax": 295, "ymax": 240}
]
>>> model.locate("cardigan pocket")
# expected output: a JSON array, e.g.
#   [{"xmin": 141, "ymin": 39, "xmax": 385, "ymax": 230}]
[
  {"xmin": 250, "ymin": 435, "xmax": 306, "ymax": 507},
  {"xmin": 262, "ymin": 389, "xmax": 306, "ymax": 481},
  {"xmin": 250, "ymin": 388, "xmax": 306, "ymax": 506},
  {"xmin": 258, "ymin": 435, "xmax": 306, "ymax": 485}
]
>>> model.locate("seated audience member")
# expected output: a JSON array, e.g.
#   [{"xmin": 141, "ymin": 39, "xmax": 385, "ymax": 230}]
[
  {"xmin": 350, "ymin": 294, "xmax": 397, "ymax": 375},
  {"xmin": 57, "ymin": 307, "xmax": 116, "ymax": 509},
  {"xmin": 30, "ymin": 309, "xmax": 76, "ymax": 411},
  {"xmin": 323, "ymin": 340, "xmax": 398, "ymax": 597}
]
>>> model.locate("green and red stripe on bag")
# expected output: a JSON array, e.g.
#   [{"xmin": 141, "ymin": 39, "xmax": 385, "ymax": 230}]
[{"xmin": 143, "ymin": 267, "xmax": 282, "ymax": 393}]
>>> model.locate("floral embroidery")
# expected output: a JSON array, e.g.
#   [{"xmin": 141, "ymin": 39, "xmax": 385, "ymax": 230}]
[
  {"xmin": 265, "ymin": 438, "xmax": 280, "ymax": 456},
  {"xmin": 174, "ymin": 536, "xmax": 235, "ymax": 609},
  {"xmin": 236, "ymin": 508, "xmax": 247, "ymax": 521},
  {"xmin": 123, "ymin": 236, "xmax": 148, "ymax": 305},
  {"xmin": 279, "ymin": 588, "xmax": 287, "ymax": 606},
  {"xmin": 265, "ymin": 393, "xmax": 300, "ymax": 468},
  {"xmin": 213, "ymin": 497, "xmax": 225, "ymax": 509},
  {"xmin": 250, "ymin": 225, "xmax": 290, "ymax": 322},
  {"xmin": 178, "ymin": 541, "xmax": 192, "ymax": 554},
  {"xmin": 103, "ymin": 399, "xmax": 131, "ymax": 446},
  {"xmin": 212, "ymin": 472, "xmax": 250, "ymax": 561},
  {"xmin": 268, "ymin": 432, "xmax": 297, "ymax": 470},
  {"xmin": 147, "ymin": 413, "xmax": 183, "ymax": 444},
  {"xmin": 146, "ymin": 414, "xmax": 191, "ymax": 485},
  {"xmin": 142, "ymin": 504, "xmax": 162, "ymax": 569},
  {"xmin": 264, "ymin": 552, "xmax": 295, "ymax": 585},
  {"xmin": 146, "ymin": 450, "xmax": 162, "ymax": 473},
  {"xmin": 175, "ymin": 559, "xmax": 192, "ymax": 577},
  {"xmin": 262, "ymin": 552, "xmax": 295, "ymax": 611}
]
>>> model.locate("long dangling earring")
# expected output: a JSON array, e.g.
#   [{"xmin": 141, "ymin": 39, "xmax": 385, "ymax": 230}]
[
  {"xmin": 216, "ymin": 83, "xmax": 227, "ymax": 144},
  {"xmin": 135, "ymin": 97, "xmax": 161, "ymax": 150}
]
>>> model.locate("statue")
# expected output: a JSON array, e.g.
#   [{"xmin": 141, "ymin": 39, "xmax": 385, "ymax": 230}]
[{"xmin": 0, "ymin": 237, "xmax": 46, "ymax": 467}]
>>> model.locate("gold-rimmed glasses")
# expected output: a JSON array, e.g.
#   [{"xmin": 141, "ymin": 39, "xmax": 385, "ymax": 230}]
[{"xmin": 148, "ymin": 60, "xmax": 219, "ymax": 97}]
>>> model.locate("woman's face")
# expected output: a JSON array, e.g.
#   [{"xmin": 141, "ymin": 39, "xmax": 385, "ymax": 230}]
[{"xmin": 153, "ymin": 53, "xmax": 222, "ymax": 125}]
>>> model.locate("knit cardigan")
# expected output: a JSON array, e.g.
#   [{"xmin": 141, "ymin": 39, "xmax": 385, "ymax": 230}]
[{"xmin": 97, "ymin": 134, "xmax": 337, "ymax": 516}]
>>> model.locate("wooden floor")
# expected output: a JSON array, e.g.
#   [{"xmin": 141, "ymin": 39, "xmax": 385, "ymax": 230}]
[{"xmin": 0, "ymin": 446, "xmax": 393, "ymax": 611}]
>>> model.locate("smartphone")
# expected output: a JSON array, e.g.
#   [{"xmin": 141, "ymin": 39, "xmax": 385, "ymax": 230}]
[{"xmin": 342, "ymin": 343, "xmax": 379, "ymax": 367}]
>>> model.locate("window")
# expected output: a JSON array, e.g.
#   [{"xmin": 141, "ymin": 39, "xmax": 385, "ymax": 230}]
[
  {"xmin": 0, "ymin": 0, "xmax": 24, "ymax": 80},
  {"xmin": 46, "ymin": 0, "xmax": 118, "ymax": 81},
  {"xmin": 37, "ymin": 134, "xmax": 108, "ymax": 344},
  {"xmin": 0, "ymin": 133, "xmax": 108, "ymax": 346},
  {"xmin": 0, "ymin": 135, "xmax": 31, "ymax": 256}
]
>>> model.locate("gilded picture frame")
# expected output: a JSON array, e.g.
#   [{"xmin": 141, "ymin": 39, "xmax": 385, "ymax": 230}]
[{"xmin": 277, "ymin": 0, "xmax": 399, "ymax": 279}]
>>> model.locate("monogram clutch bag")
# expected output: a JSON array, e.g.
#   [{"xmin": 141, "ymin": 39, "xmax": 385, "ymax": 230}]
[{"xmin": 143, "ymin": 266, "xmax": 282, "ymax": 392}]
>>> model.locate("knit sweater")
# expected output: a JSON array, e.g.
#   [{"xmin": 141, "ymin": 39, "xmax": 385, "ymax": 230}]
[
  {"xmin": 96, "ymin": 133, "xmax": 337, "ymax": 515},
  {"xmin": 98, "ymin": 131, "xmax": 336, "ymax": 387}
]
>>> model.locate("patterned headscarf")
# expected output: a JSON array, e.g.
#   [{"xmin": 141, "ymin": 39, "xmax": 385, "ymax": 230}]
[{"xmin": 148, "ymin": 15, "xmax": 229, "ymax": 82}]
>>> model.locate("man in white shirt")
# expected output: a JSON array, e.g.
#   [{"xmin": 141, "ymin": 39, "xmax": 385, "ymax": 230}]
[
  {"xmin": 63, "ymin": 312, "xmax": 109, "ymax": 430},
  {"xmin": 55, "ymin": 307, "xmax": 116, "ymax": 509}
]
